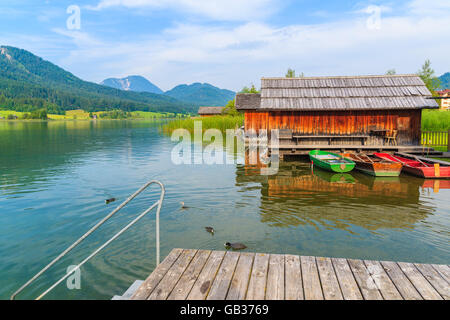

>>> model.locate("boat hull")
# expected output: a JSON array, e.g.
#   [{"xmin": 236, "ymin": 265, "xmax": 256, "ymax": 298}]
[
  {"xmin": 373, "ymin": 153, "xmax": 450, "ymax": 179},
  {"xmin": 401, "ymin": 165, "xmax": 450, "ymax": 179},
  {"xmin": 342, "ymin": 153, "xmax": 403, "ymax": 177},
  {"xmin": 309, "ymin": 150, "xmax": 355, "ymax": 173}
]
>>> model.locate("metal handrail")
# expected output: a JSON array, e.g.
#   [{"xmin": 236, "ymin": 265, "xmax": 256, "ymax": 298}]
[{"xmin": 11, "ymin": 180, "xmax": 165, "ymax": 300}]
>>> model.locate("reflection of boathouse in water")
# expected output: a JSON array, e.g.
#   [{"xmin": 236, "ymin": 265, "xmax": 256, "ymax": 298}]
[{"xmin": 235, "ymin": 161, "xmax": 449, "ymax": 232}]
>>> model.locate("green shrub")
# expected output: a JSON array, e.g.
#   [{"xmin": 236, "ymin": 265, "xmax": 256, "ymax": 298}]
[{"xmin": 30, "ymin": 109, "xmax": 48, "ymax": 120}]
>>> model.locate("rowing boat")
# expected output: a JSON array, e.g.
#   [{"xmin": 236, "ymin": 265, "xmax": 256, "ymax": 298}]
[
  {"xmin": 309, "ymin": 150, "xmax": 355, "ymax": 173},
  {"xmin": 373, "ymin": 153, "xmax": 450, "ymax": 179},
  {"xmin": 341, "ymin": 153, "xmax": 403, "ymax": 177}
]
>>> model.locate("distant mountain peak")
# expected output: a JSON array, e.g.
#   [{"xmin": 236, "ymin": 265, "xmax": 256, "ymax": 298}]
[
  {"xmin": 165, "ymin": 82, "xmax": 235, "ymax": 106},
  {"xmin": 101, "ymin": 75, "xmax": 163, "ymax": 94}
]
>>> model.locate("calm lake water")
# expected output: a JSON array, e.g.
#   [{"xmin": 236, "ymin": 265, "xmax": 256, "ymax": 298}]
[{"xmin": 0, "ymin": 120, "xmax": 449, "ymax": 300}]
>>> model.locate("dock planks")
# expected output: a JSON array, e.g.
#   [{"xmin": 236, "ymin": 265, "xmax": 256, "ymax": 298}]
[{"xmin": 131, "ymin": 249, "xmax": 450, "ymax": 300}]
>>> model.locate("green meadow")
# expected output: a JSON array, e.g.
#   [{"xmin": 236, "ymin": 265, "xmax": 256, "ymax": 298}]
[
  {"xmin": 422, "ymin": 110, "xmax": 450, "ymax": 131},
  {"xmin": 421, "ymin": 110, "xmax": 449, "ymax": 150},
  {"xmin": 130, "ymin": 111, "xmax": 179, "ymax": 119}
]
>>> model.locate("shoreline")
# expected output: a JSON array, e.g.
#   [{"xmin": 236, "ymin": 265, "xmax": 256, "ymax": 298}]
[
  {"xmin": 0, "ymin": 117, "xmax": 179, "ymax": 122},
  {"xmin": 0, "ymin": 110, "xmax": 187, "ymax": 122}
]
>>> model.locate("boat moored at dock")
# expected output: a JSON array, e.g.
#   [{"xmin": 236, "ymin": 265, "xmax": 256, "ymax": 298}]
[
  {"xmin": 309, "ymin": 150, "xmax": 355, "ymax": 173},
  {"xmin": 342, "ymin": 153, "xmax": 403, "ymax": 177},
  {"xmin": 374, "ymin": 153, "xmax": 450, "ymax": 179}
]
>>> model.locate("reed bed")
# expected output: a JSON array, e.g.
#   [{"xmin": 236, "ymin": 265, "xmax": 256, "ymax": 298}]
[{"xmin": 161, "ymin": 115, "xmax": 244, "ymax": 134}]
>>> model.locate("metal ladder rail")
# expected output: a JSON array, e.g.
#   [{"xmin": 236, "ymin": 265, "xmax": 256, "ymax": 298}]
[{"xmin": 10, "ymin": 180, "xmax": 165, "ymax": 300}]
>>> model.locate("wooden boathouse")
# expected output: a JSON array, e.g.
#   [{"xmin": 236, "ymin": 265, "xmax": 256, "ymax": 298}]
[
  {"xmin": 197, "ymin": 106, "xmax": 224, "ymax": 117},
  {"xmin": 235, "ymin": 75, "xmax": 439, "ymax": 152}
]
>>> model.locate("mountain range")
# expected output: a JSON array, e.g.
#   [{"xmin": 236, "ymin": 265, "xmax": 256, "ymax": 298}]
[
  {"xmin": 164, "ymin": 83, "xmax": 236, "ymax": 106},
  {"xmin": 438, "ymin": 73, "xmax": 450, "ymax": 90},
  {"xmin": 1, "ymin": 46, "xmax": 448, "ymax": 115},
  {"xmin": 101, "ymin": 76, "xmax": 236, "ymax": 106},
  {"xmin": 102, "ymin": 73, "xmax": 450, "ymax": 104},
  {"xmin": 0, "ymin": 46, "xmax": 236, "ymax": 114}
]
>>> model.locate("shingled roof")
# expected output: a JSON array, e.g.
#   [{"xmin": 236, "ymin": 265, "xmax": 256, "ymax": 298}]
[
  {"xmin": 235, "ymin": 93, "xmax": 261, "ymax": 110},
  {"xmin": 197, "ymin": 106, "xmax": 225, "ymax": 115},
  {"xmin": 236, "ymin": 75, "xmax": 438, "ymax": 111}
]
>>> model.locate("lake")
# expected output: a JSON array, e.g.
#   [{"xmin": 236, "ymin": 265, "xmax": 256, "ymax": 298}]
[{"xmin": 0, "ymin": 120, "xmax": 449, "ymax": 300}]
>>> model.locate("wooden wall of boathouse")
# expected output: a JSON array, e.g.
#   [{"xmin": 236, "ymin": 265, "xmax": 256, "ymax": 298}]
[{"xmin": 244, "ymin": 109, "xmax": 422, "ymax": 145}]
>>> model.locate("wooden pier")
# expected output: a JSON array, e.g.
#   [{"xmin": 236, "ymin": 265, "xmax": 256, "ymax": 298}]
[{"xmin": 131, "ymin": 249, "xmax": 449, "ymax": 300}]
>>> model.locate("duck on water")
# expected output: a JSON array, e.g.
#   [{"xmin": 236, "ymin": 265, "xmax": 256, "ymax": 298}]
[{"xmin": 225, "ymin": 242, "xmax": 247, "ymax": 250}]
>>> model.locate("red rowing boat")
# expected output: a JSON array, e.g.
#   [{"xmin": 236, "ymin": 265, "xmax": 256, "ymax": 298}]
[{"xmin": 373, "ymin": 153, "xmax": 450, "ymax": 179}]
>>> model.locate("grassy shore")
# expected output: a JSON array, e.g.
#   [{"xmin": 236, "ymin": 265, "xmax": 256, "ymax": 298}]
[
  {"xmin": 161, "ymin": 115, "xmax": 244, "ymax": 134},
  {"xmin": 421, "ymin": 110, "xmax": 449, "ymax": 150},
  {"xmin": 422, "ymin": 110, "xmax": 450, "ymax": 131},
  {"xmin": 0, "ymin": 109, "xmax": 181, "ymax": 120}
]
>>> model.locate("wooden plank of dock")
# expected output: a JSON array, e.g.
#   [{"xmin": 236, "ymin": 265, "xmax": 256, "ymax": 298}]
[{"xmin": 131, "ymin": 249, "xmax": 450, "ymax": 300}]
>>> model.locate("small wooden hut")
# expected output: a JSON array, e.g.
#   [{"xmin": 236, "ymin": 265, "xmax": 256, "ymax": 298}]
[
  {"xmin": 197, "ymin": 106, "xmax": 224, "ymax": 117},
  {"xmin": 235, "ymin": 75, "xmax": 438, "ymax": 145}
]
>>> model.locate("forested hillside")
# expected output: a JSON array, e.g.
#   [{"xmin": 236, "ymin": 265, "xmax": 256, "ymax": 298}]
[{"xmin": 0, "ymin": 46, "xmax": 195, "ymax": 114}]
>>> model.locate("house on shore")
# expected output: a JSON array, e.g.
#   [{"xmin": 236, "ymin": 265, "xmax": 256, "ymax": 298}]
[
  {"xmin": 197, "ymin": 106, "xmax": 224, "ymax": 117},
  {"xmin": 235, "ymin": 75, "xmax": 438, "ymax": 146},
  {"xmin": 436, "ymin": 89, "xmax": 450, "ymax": 111}
]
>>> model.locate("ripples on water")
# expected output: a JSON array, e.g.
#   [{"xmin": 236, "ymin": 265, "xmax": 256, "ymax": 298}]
[{"xmin": 0, "ymin": 120, "xmax": 448, "ymax": 299}]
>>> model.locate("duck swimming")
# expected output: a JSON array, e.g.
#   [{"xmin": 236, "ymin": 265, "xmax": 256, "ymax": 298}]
[
  {"xmin": 205, "ymin": 227, "xmax": 215, "ymax": 234},
  {"xmin": 105, "ymin": 198, "xmax": 116, "ymax": 204},
  {"xmin": 180, "ymin": 202, "xmax": 190, "ymax": 209},
  {"xmin": 225, "ymin": 242, "xmax": 247, "ymax": 250}
]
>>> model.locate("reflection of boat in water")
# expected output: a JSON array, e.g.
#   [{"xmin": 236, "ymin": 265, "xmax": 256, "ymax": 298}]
[
  {"xmin": 265, "ymin": 170, "xmax": 419, "ymax": 202},
  {"xmin": 235, "ymin": 161, "xmax": 441, "ymax": 231},
  {"xmin": 353, "ymin": 174, "xmax": 413, "ymax": 199},
  {"xmin": 420, "ymin": 179, "xmax": 450, "ymax": 193},
  {"xmin": 233, "ymin": 149, "xmax": 450, "ymax": 234},
  {"xmin": 422, "ymin": 179, "xmax": 450, "ymax": 189},
  {"xmin": 313, "ymin": 168, "xmax": 356, "ymax": 184}
]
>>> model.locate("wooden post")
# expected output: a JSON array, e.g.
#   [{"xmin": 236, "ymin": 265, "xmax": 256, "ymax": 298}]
[{"xmin": 447, "ymin": 129, "xmax": 450, "ymax": 152}]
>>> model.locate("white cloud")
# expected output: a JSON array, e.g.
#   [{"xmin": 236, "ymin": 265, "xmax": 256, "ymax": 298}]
[
  {"xmin": 51, "ymin": 29, "xmax": 102, "ymax": 47},
  {"xmin": 88, "ymin": 0, "xmax": 276, "ymax": 21},
  {"xmin": 408, "ymin": 0, "xmax": 450, "ymax": 15},
  {"xmin": 16, "ymin": 0, "xmax": 449, "ymax": 91}
]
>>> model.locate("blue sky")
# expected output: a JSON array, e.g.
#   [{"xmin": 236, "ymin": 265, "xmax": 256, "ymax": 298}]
[{"xmin": 0, "ymin": 0, "xmax": 449, "ymax": 91}]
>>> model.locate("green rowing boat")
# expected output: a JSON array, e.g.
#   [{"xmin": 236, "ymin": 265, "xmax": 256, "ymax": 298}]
[{"xmin": 309, "ymin": 150, "xmax": 355, "ymax": 173}]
